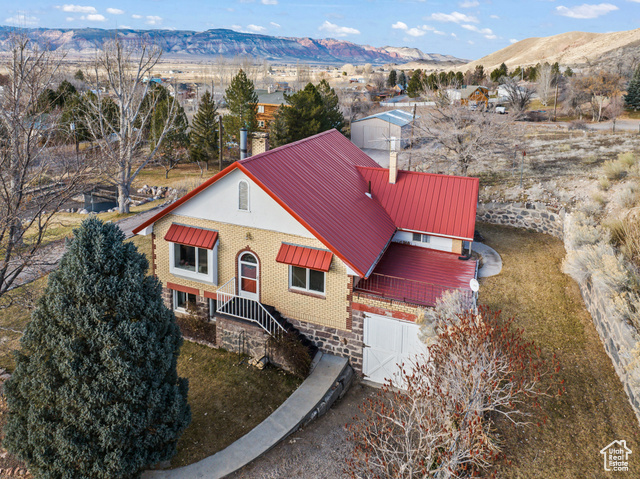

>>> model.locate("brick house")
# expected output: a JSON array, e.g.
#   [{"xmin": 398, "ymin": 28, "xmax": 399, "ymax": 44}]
[{"xmin": 133, "ymin": 130, "xmax": 479, "ymax": 384}]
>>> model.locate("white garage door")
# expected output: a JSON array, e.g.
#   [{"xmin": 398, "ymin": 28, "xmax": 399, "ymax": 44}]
[{"xmin": 363, "ymin": 313, "xmax": 425, "ymax": 386}]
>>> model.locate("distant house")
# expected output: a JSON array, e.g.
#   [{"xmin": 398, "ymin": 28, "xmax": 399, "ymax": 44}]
[
  {"xmin": 446, "ymin": 85, "xmax": 489, "ymax": 108},
  {"xmin": 351, "ymin": 109, "xmax": 417, "ymax": 150},
  {"xmin": 255, "ymin": 90, "xmax": 286, "ymax": 131}
]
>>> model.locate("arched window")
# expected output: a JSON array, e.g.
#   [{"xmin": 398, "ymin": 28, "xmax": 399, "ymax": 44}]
[{"xmin": 238, "ymin": 180, "xmax": 249, "ymax": 211}]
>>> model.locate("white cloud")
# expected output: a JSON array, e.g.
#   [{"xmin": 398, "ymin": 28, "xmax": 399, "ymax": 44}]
[
  {"xmin": 57, "ymin": 4, "xmax": 97, "ymax": 13},
  {"xmin": 66, "ymin": 16, "xmax": 74, "ymax": 21},
  {"xmin": 131, "ymin": 14, "xmax": 142, "ymax": 19},
  {"xmin": 468, "ymin": 40, "xmax": 474, "ymax": 45},
  {"xmin": 392, "ymin": 21, "xmax": 408, "ymax": 30},
  {"xmin": 146, "ymin": 15, "xmax": 162, "ymax": 25},
  {"xmin": 451, "ymin": 32, "xmax": 457, "ymax": 37},
  {"xmin": 318, "ymin": 20, "xmax": 360, "ymax": 36},
  {"xmin": 261, "ymin": 0, "xmax": 278, "ymax": 4},
  {"xmin": 510, "ymin": 38, "xmax": 518, "ymax": 43},
  {"xmin": 490, "ymin": 14, "xmax": 500, "ymax": 19},
  {"xmin": 459, "ymin": 0, "xmax": 479, "ymax": 7},
  {"xmin": 5, "ymin": 14, "xmax": 39, "ymax": 25},
  {"xmin": 106, "ymin": 8, "xmax": 124, "ymax": 14},
  {"xmin": 556, "ymin": 3, "xmax": 618, "ymax": 19},
  {"xmin": 485, "ymin": 34, "xmax": 497, "ymax": 39},
  {"xmin": 247, "ymin": 24, "xmax": 267, "ymax": 32},
  {"xmin": 270, "ymin": 21, "xmax": 281, "ymax": 28},
  {"xmin": 407, "ymin": 27, "xmax": 427, "ymax": 37},
  {"xmin": 429, "ymin": 11, "xmax": 478, "ymax": 23},
  {"xmin": 434, "ymin": 30, "xmax": 446, "ymax": 35},
  {"xmin": 81, "ymin": 14, "xmax": 106, "ymax": 21},
  {"xmin": 461, "ymin": 24, "xmax": 493, "ymax": 34},
  {"xmin": 120, "ymin": 25, "xmax": 131, "ymax": 29},
  {"xmin": 232, "ymin": 24, "xmax": 243, "ymax": 30}
]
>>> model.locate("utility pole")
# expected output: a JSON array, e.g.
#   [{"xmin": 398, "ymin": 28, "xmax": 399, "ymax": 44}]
[
  {"xmin": 218, "ymin": 115, "xmax": 224, "ymax": 172},
  {"xmin": 553, "ymin": 77, "xmax": 559, "ymax": 121}
]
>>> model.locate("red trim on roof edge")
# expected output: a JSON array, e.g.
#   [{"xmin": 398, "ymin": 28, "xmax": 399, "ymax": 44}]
[
  {"xmin": 131, "ymin": 154, "xmax": 368, "ymax": 277},
  {"xmin": 132, "ymin": 162, "xmax": 238, "ymax": 235}
]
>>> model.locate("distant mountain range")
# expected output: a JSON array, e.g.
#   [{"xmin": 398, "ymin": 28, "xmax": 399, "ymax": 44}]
[{"xmin": 0, "ymin": 26, "xmax": 466, "ymax": 65}]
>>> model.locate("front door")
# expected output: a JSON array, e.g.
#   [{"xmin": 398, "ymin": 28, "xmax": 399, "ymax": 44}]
[{"xmin": 238, "ymin": 252, "xmax": 259, "ymax": 301}]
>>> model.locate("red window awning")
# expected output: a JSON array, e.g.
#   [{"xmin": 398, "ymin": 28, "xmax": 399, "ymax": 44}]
[
  {"xmin": 164, "ymin": 224, "xmax": 218, "ymax": 249},
  {"xmin": 276, "ymin": 243, "xmax": 333, "ymax": 272}
]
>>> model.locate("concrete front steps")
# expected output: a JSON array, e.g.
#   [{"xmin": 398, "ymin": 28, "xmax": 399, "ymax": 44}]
[{"xmin": 143, "ymin": 352, "xmax": 354, "ymax": 479}]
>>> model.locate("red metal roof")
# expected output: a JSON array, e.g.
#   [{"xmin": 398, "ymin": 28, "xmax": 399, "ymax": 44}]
[
  {"xmin": 355, "ymin": 243, "xmax": 477, "ymax": 307},
  {"xmin": 357, "ymin": 167, "xmax": 479, "ymax": 240},
  {"xmin": 164, "ymin": 224, "xmax": 218, "ymax": 249},
  {"xmin": 276, "ymin": 243, "xmax": 333, "ymax": 272},
  {"xmin": 239, "ymin": 130, "xmax": 397, "ymax": 277}
]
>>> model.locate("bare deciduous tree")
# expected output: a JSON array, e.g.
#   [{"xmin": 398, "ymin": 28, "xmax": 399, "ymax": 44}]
[
  {"xmin": 573, "ymin": 71, "xmax": 624, "ymax": 122},
  {"xmin": 84, "ymin": 39, "xmax": 178, "ymax": 213},
  {"xmin": 499, "ymin": 75, "xmax": 534, "ymax": 117},
  {"xmin": 0, "ymin": 35, "xmax": 90, "ymax": 301},
  {"xmin": 414, "ymin": 103, "xmax": 515, "ymax": 176},
  {"xmin": 536, "ymin": 63, "xmax": 554, "ymax": 106}
]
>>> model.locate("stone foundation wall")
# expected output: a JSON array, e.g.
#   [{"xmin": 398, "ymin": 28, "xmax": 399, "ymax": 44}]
[
  {"xmin": 476, "ymin": 202, "xmax": 565, "ymax": 239},
  {"xmin": 216, "ymin": 315, "xmax": 270, "ymax": 359},
  {"xmin": 286, "ymin": 314, "xmax": 364, "ymax": 373}
]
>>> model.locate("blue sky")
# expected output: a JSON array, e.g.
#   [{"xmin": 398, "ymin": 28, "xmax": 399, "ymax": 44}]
[{"xmin": 4, "ymin": 1, "xmax": 640, "ymax": 59}]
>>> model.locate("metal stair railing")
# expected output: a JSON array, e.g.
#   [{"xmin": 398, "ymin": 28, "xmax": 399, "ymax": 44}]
[{"xmin": 215, "ymin": 277, "xmax": 286, "ymax": 337}]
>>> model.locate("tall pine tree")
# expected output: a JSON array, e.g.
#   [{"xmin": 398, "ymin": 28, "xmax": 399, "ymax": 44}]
[
  {"xmin": 4, "ymin": 218, "xmax": 191, "ymax": 479},
  {"xmin": 223, "ymin": 69, "xmax": 258, "ymax": 142},
  {"xmin": 625, "ymin": 64, "xmax": 640, "ymax": 111},
  {"xmin": 269, "ymin": 81, "xmax": 345, "ymax": 148},
  {"xmin": 189, "ymin": 90, "xmax": 218, "ymax": 167}
]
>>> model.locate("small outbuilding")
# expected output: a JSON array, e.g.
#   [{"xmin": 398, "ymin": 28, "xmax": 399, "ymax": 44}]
[{"xmin": 350, "ymin": 109, "xmax": 416, "ymax": 150}]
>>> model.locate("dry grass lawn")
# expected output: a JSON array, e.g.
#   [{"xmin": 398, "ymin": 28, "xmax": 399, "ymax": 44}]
[{"xmin": 478, "ymin": 222, "xmax": 640, "ymax": 478}]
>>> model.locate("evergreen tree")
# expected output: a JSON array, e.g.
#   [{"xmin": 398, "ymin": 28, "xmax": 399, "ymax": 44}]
[
  {"xmin": 74, "ymin": 69, "xmax": 85, "ymax": 82},
  {"xmin": 387, "ymin": 70, "xmax": 397, "ymax": 87},
  {"xmin": 406, "ymin": 70, "xmax": 423, "ymax": 98},
  {"xmin": 189, "ymin": 91, "xmax": 219, "ymax": 166},
  {"xmin": 564, "ymin": 66, "xmax": 574, "ymax": 77},
  {"xmin": 398, "ymin": 70, "xmax": 407, "ymax": 88},
  {"xmin": 223, "ymin": 69, "xmax": 258, "ymax": 142},
  {"xmin": 269, "ymin": 81, "xmax": 345, "ymax": 147},
  {"xmin": 624, "ymin": 65, "xmax": 640, "ymax": 110},
  {"xmin": 316, "ymin": 79, "xmax": 345, "ymax": 132},
  {"xmin": 4, "ymin": 218, "xmax": 191, "ymax": 479},
  {"xmin": 490, "ymin": 63, "xmax": 508, "ymax": 83}
]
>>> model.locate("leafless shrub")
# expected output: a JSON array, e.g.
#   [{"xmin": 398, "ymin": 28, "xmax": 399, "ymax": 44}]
[
  {"xmin": 346, "ymin": 307, "xmax": 562, "ymax": 479},
  {"xmin": 564, "ymin": 212, "xmax": 607, "ymax": 250},
  {"xmin": 418, "ymin": 289, "xmax": 471, "ymax": 343},
  {"xmin": 568, "ymin": 120, "xmax": 588, "ymax": 130}
]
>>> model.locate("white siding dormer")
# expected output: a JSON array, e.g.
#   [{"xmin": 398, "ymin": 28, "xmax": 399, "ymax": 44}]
[
  {"xmin": 392, "ymin": 230, "xmax": 454, "ymax": 253},
  {"xmin": 172, "ymin": 169, "xmax": 314, "ymax": 238}
]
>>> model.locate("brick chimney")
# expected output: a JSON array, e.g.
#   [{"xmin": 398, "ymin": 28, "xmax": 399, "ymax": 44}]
[{"xmin": 389, "ymin": 151, "xmax": 398, "ymax": 184}]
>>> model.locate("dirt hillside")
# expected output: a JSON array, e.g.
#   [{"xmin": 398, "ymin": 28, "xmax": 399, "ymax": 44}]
[{"xmin": 462, "ymin": 27, "xmax": 640, "ymax": 71}]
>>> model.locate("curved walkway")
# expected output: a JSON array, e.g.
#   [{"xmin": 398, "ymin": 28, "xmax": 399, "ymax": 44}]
[
  {"xmin": 474, "ymin": 242, "xmax": 502, "ymax": 278},
  {"xmin": 143, "ymin": 353, "xmax": 351, "ymax": 479}
]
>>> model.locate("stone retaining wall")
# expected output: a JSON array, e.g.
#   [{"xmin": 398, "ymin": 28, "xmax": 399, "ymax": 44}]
[
  {"xmin": 478, "ymin": 201, "xmax": 640, "ymax": 425},
  {"xmin": 476, "ymin": 202, "xmax": 565, "ymax": 239}
]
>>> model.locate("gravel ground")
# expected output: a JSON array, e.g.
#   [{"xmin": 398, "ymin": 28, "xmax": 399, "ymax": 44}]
[{"xmin": 231, "ymin": 381, "xmax": 374, "ymax": 479}]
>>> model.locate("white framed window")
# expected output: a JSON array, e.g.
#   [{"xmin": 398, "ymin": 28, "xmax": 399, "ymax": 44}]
[
  {"xmin": 238, "ymin": 180, "xmax": 249, "ymax": 211},
  {"xmin": 169, "ymin": 242, "xmax": 218, "ymax": 284},
  {"xmin": 412, "ymin": 233, "xmax": 430, "ymax": 243},
  {"xmin": 289, "ymin": 265, "xmax": 325, "ymax": 295},
  {"xmin": 257, "ymin": 105, "xmax": 265, "ymax": 113},
  {"xmin": 173, "ymin": 290, "xmax": 197, "ymax": 313}
]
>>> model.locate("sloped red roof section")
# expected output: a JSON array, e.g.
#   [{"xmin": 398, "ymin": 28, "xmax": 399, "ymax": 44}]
[
  {"xmin": 239, "ymin": 130, "xmax": 397, "ymax": 277},
  {"xmin": 356, "ymin": 243, "xmax": 477, "ymax": 307},
  {"xmin": 276, "ymin": 244, "xmax": 333, "ymax": 272},
  {"xmin": 164, "ymin": 224, "xmax": 218, "ymax": 249},
  {"xmin": 357, "ymin": 167, "xmax": 479, "ymax": 240}
]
